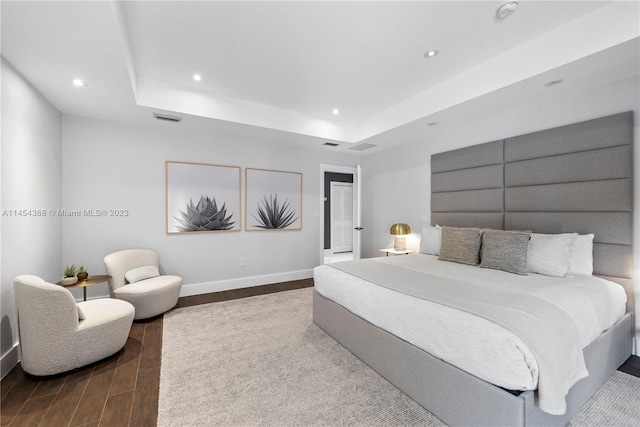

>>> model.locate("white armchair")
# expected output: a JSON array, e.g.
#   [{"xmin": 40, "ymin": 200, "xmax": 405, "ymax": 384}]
[
  {"xmin": 14, "ymin": 275, "xmax": 135, "ymax": 376},
  {"xmin": 104, "ymin": 249, "xmax": 182, "ymax": 320}
]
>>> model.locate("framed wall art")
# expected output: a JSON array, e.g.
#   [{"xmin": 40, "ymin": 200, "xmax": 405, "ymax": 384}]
[
  {"xmin": 245, "ymin": 168, "xmax": 302, "ymax": 231},
  {"xmin": 166, "ymin": 161, "xmax": 241, "ymax": 234}
]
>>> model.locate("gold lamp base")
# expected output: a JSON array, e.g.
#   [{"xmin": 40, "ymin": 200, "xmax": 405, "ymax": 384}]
[{"xmin": 394, "ymin": 236, "xmax": 407, "ymax": 251}]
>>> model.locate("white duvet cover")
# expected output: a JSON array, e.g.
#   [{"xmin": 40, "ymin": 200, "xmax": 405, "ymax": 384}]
[{"xmin": 313, "ymin": 254, "xmax": 626, "ymax": 392}]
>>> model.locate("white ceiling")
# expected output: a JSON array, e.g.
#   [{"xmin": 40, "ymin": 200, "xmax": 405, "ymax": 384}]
[{"xmin": 1, "ymin": 1, "xmax": 639, "ymax": 152}]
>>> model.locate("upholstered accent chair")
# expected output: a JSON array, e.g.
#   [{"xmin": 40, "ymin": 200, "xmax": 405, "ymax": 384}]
[
  {"xmin": 104, "ymin": 249, "xmax": 182, "ymax": 320},
  {"xmin": 14, "ymin": 275, "xmax": 135, "ymax": 376}
]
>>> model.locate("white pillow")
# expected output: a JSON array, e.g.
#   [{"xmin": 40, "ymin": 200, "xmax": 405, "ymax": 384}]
[
  {"xmin": 125, "ymin": 265, "xmax": 160, "ymax": 283},
  {"xmin": 420, "ymin": 225, "xmax": 442, "ymax": 255},
  {"xmin": 527, "ymin": 233, "xmax": 578, "ymax": 277},
  {"xmin": 568, "ymin": 233, "xmax": 594, "ymax": 276}
]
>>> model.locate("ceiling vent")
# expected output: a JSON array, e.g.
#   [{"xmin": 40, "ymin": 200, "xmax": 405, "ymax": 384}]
[
  {"xmin": 154, "ymin": 112, "xmax": 182, "ymax": 123},
  {"xmin": 349, "ymin": 143, "xmax": 377, "ymax": 151},
  {"xmin": 323, "ymin": 142, "xmax": 340, "ymax": 147}
]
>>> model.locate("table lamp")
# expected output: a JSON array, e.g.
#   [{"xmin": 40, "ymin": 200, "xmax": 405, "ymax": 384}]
[{"xmin": 390, "ymin": 223, "xmax": 411, "ymax": 250}]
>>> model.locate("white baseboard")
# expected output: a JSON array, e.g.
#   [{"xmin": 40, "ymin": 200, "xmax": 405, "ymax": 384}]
[
  {"xmin": 1, "ymin": 343, "xmax": 19, "ymax": 379},
  {"xmin": 74, "ymin": 270, "xmax": 314, "ymax": 301},
  {"xmin": 179, "ymin": 269, "xmax": 314, "ymax": 297}
]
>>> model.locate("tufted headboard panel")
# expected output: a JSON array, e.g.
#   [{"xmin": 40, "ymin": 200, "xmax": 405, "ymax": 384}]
[
  {"xmin": 431, "ymin": 140, "xmax": 505, "ymax": 230},
  {"xmin": 431, "ymin": 112, "xmax": 634, "ymax": 311}
]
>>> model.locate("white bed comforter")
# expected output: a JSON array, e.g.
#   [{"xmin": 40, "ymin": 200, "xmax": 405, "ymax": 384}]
[{"xmin": 313, "ymin": 254, "xmax": 626, "ymax": 394}]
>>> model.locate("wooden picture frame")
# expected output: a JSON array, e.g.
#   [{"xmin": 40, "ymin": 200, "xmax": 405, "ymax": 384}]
[
  {"xmin": 166, "ymin": 161, "xmax": 241, "ymax": 234},
  {"xmin": 245, "ymin": 168, "xmax": 302, "ymax": 231}
]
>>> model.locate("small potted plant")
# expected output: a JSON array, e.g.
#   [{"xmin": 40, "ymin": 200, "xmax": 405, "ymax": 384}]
[
  {"xmin": 62, "ymin": 264, "xmax": 78, "ymax": 285},
  {"xmin": 77, "ymin": 265, "xmax": 88, "ymax": 281}
]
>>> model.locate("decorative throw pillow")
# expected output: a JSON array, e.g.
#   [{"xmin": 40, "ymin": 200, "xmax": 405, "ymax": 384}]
[
  {"xmin": 438, "ymin": 226, "xmax": 482, "ymax": 265},
  {"xmin": 527, "ymin": 233, "xmax": 578, "ymax": 277},
  {"xmin": 568, "ymin": 233, "xmax": 594, "ymax": 276},
  {"xmin": 420, "ymin": 225, "xmax": 442, "ymax": 255},
  {"xmin": 125, "ymin": 265, "xmax": 160, "ymax": 283},
  {"xmin": 77, "ymin": 305, "xmax": 86, "ymax": 321},
  {"xmin": 479, "ymin": 230, "xmax": 530, "ymax": 275}
]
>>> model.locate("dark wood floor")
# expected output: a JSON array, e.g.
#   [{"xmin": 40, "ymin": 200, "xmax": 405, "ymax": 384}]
[
  {"xmin": 2, "ymin": 277, "xmax": 638, "ymax": 426},
  {"xmin": 619, "ymin": 352, "xmax": 640, "ymax": 377},
  {"xmin": 0, "ymin": 279, "xmax": 313, "ymax": 427}
]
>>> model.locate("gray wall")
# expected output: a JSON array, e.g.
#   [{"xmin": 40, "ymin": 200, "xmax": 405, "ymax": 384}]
[
  {"xmin": 60, "ymin": 115, "xmax": 358, "ymax": 300},
  {"xmin": 1, "ymin": 59, "xmax": 63, "ymax": 375}
]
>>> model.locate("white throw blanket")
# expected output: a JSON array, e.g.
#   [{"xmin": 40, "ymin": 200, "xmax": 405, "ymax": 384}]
[{"xmin": 327, "ymin": 257, "xmax": 607, "ymax": 415}]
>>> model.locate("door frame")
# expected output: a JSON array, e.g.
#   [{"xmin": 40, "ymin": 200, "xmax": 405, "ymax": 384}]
[{"xmin": 319, "ymin": 164, "xmax": 360, "ymax": 265}]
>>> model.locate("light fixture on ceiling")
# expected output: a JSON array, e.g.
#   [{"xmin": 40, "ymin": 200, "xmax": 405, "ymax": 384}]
[
  {"xmin": 332, "ymin": 108, "xmax": 340, "ymax": 115},
  {"xmin": 496, "ymin": 1, "xmax": 518, "ymax": 20},
  {"xmin": 349, "ymin": 143, "xmax": 377, "ymax": 151},
  {"xmin": 192, "ymin": 74, "xmax": 202, "ymax": 82},
  {"xmin": 423, "ymin": 49, "xmax": 439, "ymax": 59},
  {"xmin": 544, "ymin": 79, "xmax": 564, "ymax": 88},
  {"xmin": 70, "ymin": 78, "xmax": 87, "ymax": 87},
  {"xmin": 428, "ymin": 121, "xmax": 439, "ymax": 126}
]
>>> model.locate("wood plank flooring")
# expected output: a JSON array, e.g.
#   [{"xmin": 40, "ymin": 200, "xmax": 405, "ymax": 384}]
[
  {"xmin": 2, "ymin": 277, "xmax": 638, "ymax": 426},
  {"xmin": 1, "ymin": 279, "xmax": 312, "ymax": 427}
]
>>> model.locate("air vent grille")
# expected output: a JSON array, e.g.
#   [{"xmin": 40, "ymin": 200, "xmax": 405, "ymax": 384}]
[
  {"xmin": 154, "ymin": 113, "xmax": 182, "ymax": 123},
  {"xmin": 349, "ymin": 143, "xmax": 377, "ymax": 151},
  {"xmin": 323, "ymin": 142, "xmax": 340, "ymax": 147}
]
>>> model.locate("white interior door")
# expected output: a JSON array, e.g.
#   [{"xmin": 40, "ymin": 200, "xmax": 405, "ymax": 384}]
[
  {"xmin": 330, "ymin": 182, "xmax": 353, "ymax": 253},
  {"xmin": 319, "ymin": 164, "xmax": 361, "ymax": 265}
]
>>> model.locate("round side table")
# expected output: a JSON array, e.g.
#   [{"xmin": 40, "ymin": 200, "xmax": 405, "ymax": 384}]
[{"xmin": 57, "ymin": 275, "xmax": 112, "ymax": 301}]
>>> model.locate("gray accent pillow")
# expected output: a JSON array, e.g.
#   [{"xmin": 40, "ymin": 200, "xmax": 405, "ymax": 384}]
[
  {"xmin": 479, "ymin": 230, "xmax": 530, "ymax": 275},
  {"xmin": 438, "ymin": 226, "xmax": 482, "ymax": 265}
]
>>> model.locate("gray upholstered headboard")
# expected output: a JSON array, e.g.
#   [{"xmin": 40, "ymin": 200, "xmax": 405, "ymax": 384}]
[{"xmin": 431, "ymin": 112, "xmax": 634, "ymax": 311}]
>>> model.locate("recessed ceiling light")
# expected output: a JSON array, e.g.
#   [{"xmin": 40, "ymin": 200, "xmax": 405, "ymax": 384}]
[
  {"xmin": 423, "ymin": 49, "xmax": 439, "ymax": 59},
  {"xmin": 544, "ymin": 79, "xmax": 564, "ymax": 88},
  {"xmin": 192, "ymin": 74, "xmax": 202, "ymax": 82},
  {"xmin": 71, "ymin": 78, "xmax": 87, "ymax": 87},
  {"xmin": 332, "ymin": 108, "xmax": 339, "ymax": 115},
  {"xmin": 496, "ymin": 1, "xmax": 518, "ymax": 20}
]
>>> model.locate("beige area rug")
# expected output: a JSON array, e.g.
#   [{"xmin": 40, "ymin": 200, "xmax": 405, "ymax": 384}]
[{"xmin": 158, "ymin": 288, "xmax": 640, "ymax": 426}]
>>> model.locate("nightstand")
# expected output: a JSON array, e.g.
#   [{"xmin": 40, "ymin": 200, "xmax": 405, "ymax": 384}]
[{"xmin": 379, "ymin": 248, "xmax": 417, "ymax": 256}]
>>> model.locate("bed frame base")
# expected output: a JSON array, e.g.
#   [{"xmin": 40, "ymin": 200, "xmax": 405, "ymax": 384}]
[{"xmin": 313, "ymin": 290, "xmax": 632, "ymax": 427}]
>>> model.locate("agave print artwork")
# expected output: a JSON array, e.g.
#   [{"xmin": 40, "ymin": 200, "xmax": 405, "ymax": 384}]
[
  {"xmin": 246, "ymin": 168, "xmax": 302, "ymax": 231},
  {"xmin": 166, "ymin": 161, "xmax": 241, "ymax": 233},
  {"xmin": 175, "ymin": 195, "xmax": 235, "ymax": 231},
  {"xmin": 252, "ymin": 193, "xmax": 298, "ymax": 229}
]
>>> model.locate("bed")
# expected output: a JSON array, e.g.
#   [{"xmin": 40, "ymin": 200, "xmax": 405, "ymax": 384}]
[{"xmin": 312, "ymin": 112, "xmax": 634, "ymax": 426}]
